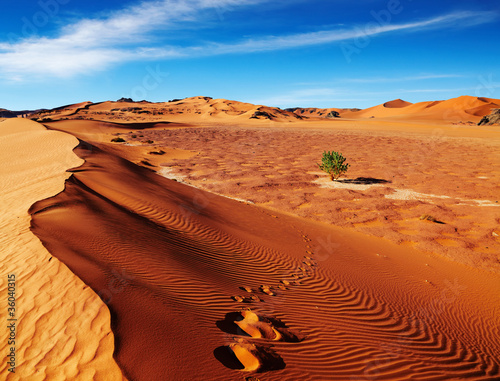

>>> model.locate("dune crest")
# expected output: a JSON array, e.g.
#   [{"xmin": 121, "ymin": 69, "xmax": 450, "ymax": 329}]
[
  {"xmin": 0, "ymin": 119, "xmax": 125, "ymax": 380},
  {"xmin": 383, "ymin": 99, "xmax": 412, "ymax": 108}
]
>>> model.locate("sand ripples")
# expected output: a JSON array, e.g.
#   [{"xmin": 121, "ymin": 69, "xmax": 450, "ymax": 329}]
[{"xmin": 28, "ymin": 141, "xmax": 500, "ymax": 380}]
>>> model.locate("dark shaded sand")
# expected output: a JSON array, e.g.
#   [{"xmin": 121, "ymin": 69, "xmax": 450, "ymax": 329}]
[{"xmin": 29, "ymin": 139, "xmax": 500, "ymax": 380}]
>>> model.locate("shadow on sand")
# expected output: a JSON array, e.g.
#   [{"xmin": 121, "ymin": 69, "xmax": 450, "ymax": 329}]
[{"xmin": 338, "ymin": 177, "xmax": 391, "ymax": 185}]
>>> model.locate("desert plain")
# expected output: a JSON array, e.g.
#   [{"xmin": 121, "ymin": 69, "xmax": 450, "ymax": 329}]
[{"xmin": 1, "ymin": 95, "xmax": 499, "ymax": 380}]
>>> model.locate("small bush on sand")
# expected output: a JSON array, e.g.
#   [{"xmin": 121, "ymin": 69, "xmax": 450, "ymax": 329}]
[
  {"xmin": 419, "ymin": 214, "xmax": 444, "ymax": 224},
  {"xmin": 111, "ymin": 137, "xmax": 126, "ymax": 143},
  {"xmin": 318, "ymin": 150, "xmax": 350, "ymax": 181}
]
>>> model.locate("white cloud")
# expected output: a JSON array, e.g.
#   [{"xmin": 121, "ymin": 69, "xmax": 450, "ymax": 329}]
[
  {"xmin": 0, "ymin": 4, "xmax": 496, "ymax": 79},
  {"xmin": 0, "ymin": 0, "xmax": 263, "ymax": 78}
]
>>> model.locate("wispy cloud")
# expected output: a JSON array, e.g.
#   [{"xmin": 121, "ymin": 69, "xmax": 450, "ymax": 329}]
[
  {"xmin": 203, "ymin": 11, "xmax": 496, "ymax": 55},
  {"xmin": 338, "ymin": 74, "xmax": 465, "ymax": 84},
  {"xmin": 256, "ymin": 82, "xmax": 500, "ymax": 108},
  {"xmin": 399, "ymin": 88, "xmax": 472, "ymax": 93},
  {"xmin": 295, "ymin": 74, "xmax": 466, "ymax": 87},
  {"xmin": 252, "ymin": 88, "xmax": 370, "ymax": 107},
  {"xmin": 0, "ymin": 3, "xmax": 496, "ymax": 79},
  {"xmin": 0, "ymin": 0, "xmax": 263, "ymax": 78}
]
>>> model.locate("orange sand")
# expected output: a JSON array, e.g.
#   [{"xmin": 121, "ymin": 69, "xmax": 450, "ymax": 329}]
[
  {"xmin": 0, "ymin": 119, "xmax": 125, "ymax": 380},
  {"xmin": 48, "ymin": 116, "xmax": 500, "ymax": 272},
  {"xmin": 3, "ymin": 96, "xmax": 499, "ymax": 379},
  {"xmin": 29, "ymin": 139, "xmax": 500, "ymax": 379}
]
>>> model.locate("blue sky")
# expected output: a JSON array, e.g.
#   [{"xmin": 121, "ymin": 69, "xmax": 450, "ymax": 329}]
[{"xmin": 0, "ymin": 0, "xmax": 499, "ymax": 110}]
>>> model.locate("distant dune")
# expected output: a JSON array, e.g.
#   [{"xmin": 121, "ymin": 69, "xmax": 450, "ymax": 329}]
[
  {"xmin": 24, "ymin": 95, "xmax": 500, "ymax": 125},
  {"xmin": 30, "ymin": 96, "xmax": 303, "ymax": 124},
  {"xmin": 0, "ymin": 108, "xmax": 35, "ymax": 118},
  {"xmin": 383, "ymin": 99, "xmax": 413, "ymax": 108},
  {"xmin": 343, "ymin": 95, "xmax": 500, "ymax": 123}
]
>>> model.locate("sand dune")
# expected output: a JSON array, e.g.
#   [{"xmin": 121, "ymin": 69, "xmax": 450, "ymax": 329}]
[
  {"xmin": 27, "ymin": 133, "xmax": 500, "ymax": 379},
  {"xmin": 27, "ymin": 95, "xmax": 500, "ymax": 126},
  {"xmin": 286, "ymin": 107, "xmax": 346, "ymax": 119},
  {"xmin": 31, "ymin": 96, "xmax": 302, "ymax": 125},
  {"xmin": 383, "ymin": 99, "xmax": 413, "ymax": 108},
  {"xmin": 346, "ymin": 95, "xmax": 500, "ymax": 122},
  {"xmin": 0, "ymin": 119, "xmax": 125, "ymax": 380}
]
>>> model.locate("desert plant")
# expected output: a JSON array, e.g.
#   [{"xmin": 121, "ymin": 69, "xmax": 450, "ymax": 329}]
[
  {"xmin": 318, "ymin": 150, "xmax": 350, "ymax": 181},
  {"xmin": 111, "ymin": 137, "xmax": 126, "ymax": 143}
]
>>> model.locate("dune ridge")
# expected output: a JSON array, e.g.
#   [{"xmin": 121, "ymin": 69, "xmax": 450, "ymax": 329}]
[
  {"xmin": 0, "ymin": 119, "xmax": 125, "ymax": 380},
  {"xmin": 344, "ymin": 95, "xmax": 500, "ymax": 122},
  {"xmin": 25, "ymin": 95, "xmax": 500, "ymax": 125},
  {"xmin": 28, "ymin": 135, "xmax": 500, "ymax": 380}
]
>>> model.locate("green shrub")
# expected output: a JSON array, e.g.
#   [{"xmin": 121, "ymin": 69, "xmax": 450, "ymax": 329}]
[
  {"xmin": 111, "ymin": 137, "xmax": 126, "ymax": 143},
  {"xmin": 318, "ymin": 150, "xmax": 350, "ymax": 181}
]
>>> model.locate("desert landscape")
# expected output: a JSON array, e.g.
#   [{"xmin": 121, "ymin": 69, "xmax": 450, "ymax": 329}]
[
  {"xmin": 1, "ymin": 95, "xmax": 499, "ymax": 380},
  {"xmin": 1, "ymin": 1, "xmax": 500, "ymax": 380}
]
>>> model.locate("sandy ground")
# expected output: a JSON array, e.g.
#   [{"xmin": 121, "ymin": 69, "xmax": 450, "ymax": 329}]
[
  {"xmin": 68, "ymin": 120, "xmax": 500, "ymax": 273},
  {"xmin": 28, "ymin": 137, "xmax": 500, "ymax": 380},
  {"xmin": 21, "ymin": 114, "xmax": 497, "ymax": 380},
  {"xmin": 2, "ymin": 95, "xmax": 499, "ymax": 380},
  {"xmin": 0, "ymin": 119, "xmax": 125, "ymax": 380}
]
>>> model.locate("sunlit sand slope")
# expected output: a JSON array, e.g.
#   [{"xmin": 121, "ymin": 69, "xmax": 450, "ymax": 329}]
[{"xmin": 0, "ymin": 119, "xmax": 125, "ymax": 380}]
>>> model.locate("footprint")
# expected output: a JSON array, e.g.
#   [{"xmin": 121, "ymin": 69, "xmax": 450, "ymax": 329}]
[
  {"xmin": 232, "ymin": 295, "xmax": 252, "ymax": 303},
  {"xmin": 236, "ymin": 310, "xmax": 282, "ymax": 341},
  {"xmin": 216, "ymin": 310, "xmax": 304, "ymax": 343},
  {"xmin": 229, "ymin": 339, "xmax": 261, "ymax": 372},
  {"xmin": 304, "ymin": 255, "xmax": 316, "ymax": 267},
  {"xmin": 232, "ymin": 295, "xmax": 262, "ymax": 303},
  {"xmin": 259, "ymin": 285, "xmax": 275, "ymax": 296},
  {"xmin": 301, "ymin": 234, "xmax": 311, "ymax": 242},
  {"xmin": 214, "ymin": 338, "xmax": 285, "ymax": 372}
]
